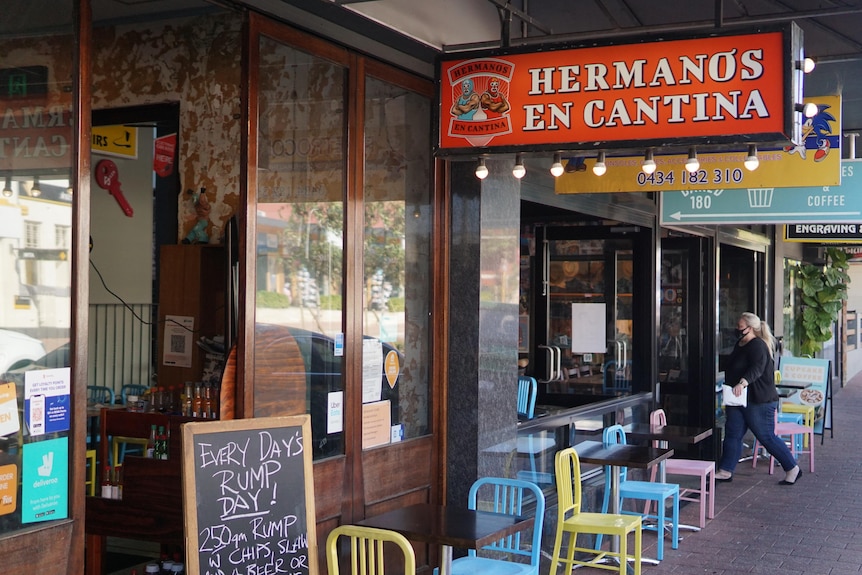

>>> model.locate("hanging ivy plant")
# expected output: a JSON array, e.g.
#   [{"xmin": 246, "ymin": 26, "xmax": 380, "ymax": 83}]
[{"xmin": 794, "ymin": 247, "xmax": 851, "ymax": 356}]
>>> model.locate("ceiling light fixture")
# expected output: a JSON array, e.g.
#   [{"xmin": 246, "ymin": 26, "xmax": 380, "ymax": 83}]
[
  {"xmin": 550, "ymin": 153, "xmax": 565, "ymax": 177},
  {"xmin": 592, "ymin": 152, "xmax": 607, "ymax": 176},
  {"xmin": 30, "ymin": 176, "xmax": 41, "ymax": 197},
  {"xmin": 797, "ymin": 57, "xmax": 816, "ymax": 74},
  {"xmin": 2, "ymin": 176, "xmax": 12, "ymax": 198},
  {"xmin": 512, "ymin": 153, "xmax": 526, "ymax": 179},
  {"xmin": 474, "ymin": 157, "xmax": 488, "ymax": 180},
  {"xmin": 685, "ymin": 147, "xmax": 700, "ymax": 173},
  {"xmin": 641, "ymin": 149, "xmax": 656, "ymax": 175},
  {"xmin": 744, "ymin": 144, "xmax": 759, "ymax": 171}
]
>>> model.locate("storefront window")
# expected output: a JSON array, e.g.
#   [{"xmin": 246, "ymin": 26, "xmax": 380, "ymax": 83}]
[
  {"xmin": 253, "ymin": 38, "xmax": 347, "ymax": 459},
  {"xmin": 0, "ymin": 1, "xmax": 74, "ymax": 535},
  {"xmin": 361, "ymin": 76, "xmax": 431, "ymax": 446}
]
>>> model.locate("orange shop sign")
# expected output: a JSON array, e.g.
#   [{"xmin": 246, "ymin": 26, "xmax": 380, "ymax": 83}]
[{"xmin": 438, "ymin": 26, "xmax": 802, "ymax": 152}]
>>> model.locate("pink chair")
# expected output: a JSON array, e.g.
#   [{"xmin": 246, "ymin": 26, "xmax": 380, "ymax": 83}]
[
  {"xmin": 647, "ymin": 409, "xmax": 715, "ymax": 529},
  {"xmin": 752, "ymin": 410, "xmax": 814, "ymax": 474}
]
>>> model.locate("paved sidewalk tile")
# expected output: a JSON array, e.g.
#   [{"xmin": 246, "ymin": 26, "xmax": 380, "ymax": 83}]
[{"xmin": 626, "ymin": 377, "xmax": 860, "ymax": 575}]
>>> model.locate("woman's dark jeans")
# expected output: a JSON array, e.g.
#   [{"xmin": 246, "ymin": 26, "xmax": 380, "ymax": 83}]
[{"xmin": 719, "ymin": 401, "xmax": 797, "ymax": 473}]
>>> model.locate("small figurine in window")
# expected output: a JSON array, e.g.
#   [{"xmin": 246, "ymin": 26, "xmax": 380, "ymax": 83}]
[{"xmin": 184, "ymin": 188, "xmax": 211, "ymax": 244}]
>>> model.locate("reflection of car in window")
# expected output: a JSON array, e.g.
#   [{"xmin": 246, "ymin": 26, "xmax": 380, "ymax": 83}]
[
  {"xmin": 0, "ymin": 330, "xmax": 47, "ymax": 374},
  {"xmin": 254, "ymin": 324, "xmax": 402, "ymax": 460}
]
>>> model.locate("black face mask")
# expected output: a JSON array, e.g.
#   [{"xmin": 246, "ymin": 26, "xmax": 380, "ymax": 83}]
[{"xmin": 736, "ymin": 327, "xmax": 750, "ymax": 339}]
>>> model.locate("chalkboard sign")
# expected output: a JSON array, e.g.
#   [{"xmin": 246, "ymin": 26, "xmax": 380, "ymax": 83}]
[{"xmin": 182, "ymin": 415, "xmax": 318, "ymax": 575}]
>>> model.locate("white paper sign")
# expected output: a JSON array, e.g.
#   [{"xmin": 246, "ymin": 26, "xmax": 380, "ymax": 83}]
[
  {"xmin": 162, "ymin": 315, "xmax": 194, "ymax": 368},
  {"xmin": 570, "ymin": 303, "xmax": 607, "ymax": 353},
  {"xmin": 362, "ymin": 338, "xmax": 383, "ymax": 404}
]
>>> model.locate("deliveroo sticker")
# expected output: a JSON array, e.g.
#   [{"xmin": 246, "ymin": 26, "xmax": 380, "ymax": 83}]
[{"xmin": 22, "ymin": 437, "xmax": 68, "ymax": 523}]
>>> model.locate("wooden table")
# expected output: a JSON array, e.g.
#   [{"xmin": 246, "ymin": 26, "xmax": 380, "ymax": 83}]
[
  {"xmin": 357, "ymin": 502, "xmax": 534, "ymax": 575},
  {"xmin": 575, "ymin": 440, "xmax": 674, "ymax": 569}
]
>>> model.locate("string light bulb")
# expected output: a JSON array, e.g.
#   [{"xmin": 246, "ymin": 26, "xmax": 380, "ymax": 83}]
[
  {"xmin": 744, "ymin": 144, "xmax": 759, "ymax": 171},
  {"xmin": 474, "ymin": 157, "xmax": 488, "ymax": 180},
  {"xmin": 2, "ymin": 176, "xmax": 11, "ymax": 198},
  {"xmin": 30, "ymin": 176, "xmax": 41, "ymax": 197},
  {"xmin": 797, "ymin": 57, "xmax": 816, "ymax": 74},
  {"xmin": 512, "ymin": 153, "xmax": 526, "ymax": 179},
  {"xmin": 685, "ymin": 148, "xmax": 700, "ymax": 173},
  {"xmin": 592, "ymin": 152, "xmax": 607, "ymax": 176},
  {"xmin": 641, "ymin": 149, "xmax": 656, "ymax": 175},
  {"xmin": 550, "ymin": 153, "xmax": 564, "ymax": 177}
]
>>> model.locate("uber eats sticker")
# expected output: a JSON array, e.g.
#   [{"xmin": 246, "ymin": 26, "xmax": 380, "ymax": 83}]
[{"xmin": 22, "ymin": 437, "xmax": 68, "ymax": 523}]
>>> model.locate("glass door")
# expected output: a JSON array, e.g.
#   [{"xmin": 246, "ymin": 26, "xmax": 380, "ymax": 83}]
[
  {"xmin": 659, "ymin": 236, "xmax": 715, "ymax": 458},
  {"xmin": 536, "ymin": 227, "xmax": 639, "ymax": 402}
]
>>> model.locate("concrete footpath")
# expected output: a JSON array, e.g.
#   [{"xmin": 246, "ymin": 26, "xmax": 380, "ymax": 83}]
[{"xmin": 635, "ymin": 375, "xmax": 862, "ymax": 574}]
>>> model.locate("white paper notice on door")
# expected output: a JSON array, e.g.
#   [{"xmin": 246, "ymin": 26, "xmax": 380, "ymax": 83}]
[
  {"xmin": 571, "ymin": 303, "xmax": 607, "ymax": 353},
  {"xmin": 162, "ymin": 315, "xmax": 194, "ymax": 368},
  {"xmin": 362, "ymin": 338, "xmax": 383, "ymax": 403}
]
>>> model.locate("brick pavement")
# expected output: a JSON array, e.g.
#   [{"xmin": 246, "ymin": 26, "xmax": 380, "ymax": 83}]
[{"xmin": 629, "ymin": 376, "xmax": 862, "ymax": 575}]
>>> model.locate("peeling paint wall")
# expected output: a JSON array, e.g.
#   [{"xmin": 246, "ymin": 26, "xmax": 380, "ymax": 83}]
[{"xmin": 92, "ymin": 11, "xmax": 243, "ymax": 243}]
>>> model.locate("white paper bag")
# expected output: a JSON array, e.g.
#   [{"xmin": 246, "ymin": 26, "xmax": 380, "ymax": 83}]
[{"xmin": 722, "ymin": 384, "xmax": 747, "ymax": 407}]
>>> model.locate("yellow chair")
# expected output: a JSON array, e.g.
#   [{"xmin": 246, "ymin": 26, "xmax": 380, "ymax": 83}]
[
  {"xmin": 776, "ymin": 370, "xmax": 815, "ymax": 447},
  {"xmin": 549, "ymin": 447, "xmax": 642, "ymax": 575},
  {"xmin": 326, "ymin": 524, "xmax": 416, "ymax": 575},
  {"xmin": 85, "ymin": 449, "xmax": 97, "ymax": 496},
  {"xmin": 112, "ymin": 436, "xmax": 149, "ymax": 465}
]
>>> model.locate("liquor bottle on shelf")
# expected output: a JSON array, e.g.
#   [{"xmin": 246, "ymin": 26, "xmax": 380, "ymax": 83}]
[
  {"xmin": 182, "ymin": 382, "xmax": 193, "ymax": 416},
  {"xmin": 111, "ymin": 465, "xmax": 122, "ymax": 500},
  {"xmin": 202, "ymin": 384, "xmax": 213, "ymax": 419},
  {"xmin": 192, "ymin": 384, "xmax": 203, "ymax": 418},
  {"xmin": 101, "ymin": 465, "xmax": 112, "ymax": 499},
  {"xmin": 146, "ymin": 424, "xmax": 157, "ymax": 458}
]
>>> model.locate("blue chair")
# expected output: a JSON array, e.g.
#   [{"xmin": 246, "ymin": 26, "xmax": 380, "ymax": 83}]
[
  {"xmin": 120, "ymin": 384, "xmax": 147, "ymax": 405},
  {"xmin": 598, "ymin": 424, "xmax": 679, "ymax": 561},
  {"xmin": 515, "ymin": 376, "xmax": 555, "ymax": 485},
  {"xmin": 86, "ymin": 386, "xmax": 115, "ymax": 454},
  {"xmin": 517, "ymin": 376, "xmax": 537, "ymax": 419},
  {"xmin": 440, "ymin": 477, "xmax": 546, "ymax": 575},
  {"xmin": 87, "ymin": 385, "xmax": 115, "ymax": 405},
  {"xmin": 602, "ymin": 361, "xmax": 632, "ymax": 395}
]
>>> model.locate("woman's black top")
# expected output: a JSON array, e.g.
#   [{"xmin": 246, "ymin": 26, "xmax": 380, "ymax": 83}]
[{"xmin": 726, "ymin": 336, "xmax": 778, "ymax": 404}]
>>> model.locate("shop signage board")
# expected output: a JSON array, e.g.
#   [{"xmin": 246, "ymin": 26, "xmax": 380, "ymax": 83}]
[
  {"xmin": 784, "ymin": 222, "xmax": 862, "ymax": 243},
  {"xmin": 438, "ymin": 24, "xmax": 804, "ymax": 153},
  {"xmin": 182, "ymin": 415, "xmax": 319, "ymax": 575},
  {"xmin": 555, "ymin": 95, "xmax": 840, "ymax": 193},
  {"xmin": 660, "ymin": 159, "xmax": 861, "ymax": 225},
  {"xmin": 91, "ymin": 124, "xmax": 138, "ymax": 159}
]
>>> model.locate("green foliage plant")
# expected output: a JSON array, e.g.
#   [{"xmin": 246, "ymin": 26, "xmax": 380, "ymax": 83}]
[{"xmin": 794, "ymin": 247, "xmax": 850, "ymax": 356}]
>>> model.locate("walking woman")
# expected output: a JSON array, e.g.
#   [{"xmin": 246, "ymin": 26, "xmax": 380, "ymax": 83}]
[{"xmin": 715, "ymin": 312, "xmax": 802, "ymax": 485}]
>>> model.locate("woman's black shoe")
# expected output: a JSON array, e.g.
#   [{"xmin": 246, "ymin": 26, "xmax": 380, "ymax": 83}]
[{"xmin": 779, "ymin": 468, "xmax": 802, "ymax": 485}]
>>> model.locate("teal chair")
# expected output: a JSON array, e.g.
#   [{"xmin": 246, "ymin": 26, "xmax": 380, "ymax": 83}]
[
  {"xmin": 121, "ymin": 384, "xmax": 147, "ymax": 405},
  {"xmin": 517, "ymin": 376, "xmax": 537, "ymax": 419},
  {"xmin": 515, "ymin": 376, "xmax": 555, "ymax": 485},
  {"xmin": 87, "ymin": 385, "xmax": 115, "ymax": 405},
  {"xmin": 436, "ymin": 477, "xmax": 546, "ymax": 575},
  {"xmin": 598, "ymin": 424, "xmax": 679, "ymax": 561}
]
